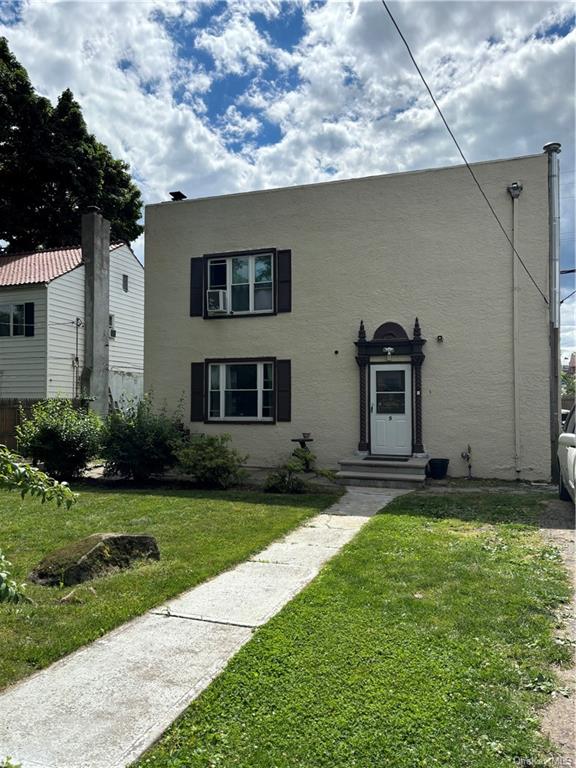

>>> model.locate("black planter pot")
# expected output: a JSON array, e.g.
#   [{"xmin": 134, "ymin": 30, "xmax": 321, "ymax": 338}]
[{"xmin": 428, "ymin": 458, "xmax": 449, "ymax": 480}]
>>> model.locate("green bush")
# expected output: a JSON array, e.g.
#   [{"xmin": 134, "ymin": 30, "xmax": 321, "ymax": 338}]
[
  {"xmin": 263, "ymin": 447, "xmax": 336, "ymax": 494},
  {"xmin": 176, "ymin": 434, "xmax": 247, "ymax": 489},
  {"xmin": 16, "ymin": 399, "xmax": 102, "ymax": 480},
  {"xmin": 101, "ymin": 398, "xmax": 184, "ymax": 482},
  {"xmin": 263, "ymin": 447, "xmax": 312, "ymax": 494},
  {"xmin": 263, "ymin": 466, "xmax": 307, "ymax": 494}
]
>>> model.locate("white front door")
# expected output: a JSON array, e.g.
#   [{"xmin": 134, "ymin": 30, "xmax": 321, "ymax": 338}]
[{"xmin": 370, "ymin": 364, "xmax": 412, "ymax": 456}]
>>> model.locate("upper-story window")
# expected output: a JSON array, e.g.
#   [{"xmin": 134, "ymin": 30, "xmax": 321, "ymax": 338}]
[
  {"xmin": 207, "ymin": 252, "xmax": 273, "ymax": 315},
  {"xmin": 0, "ymin": 302, "xmax": 34, "ymax": 337},
  {"xmin": 190, "ymin": 248, "xmax": 292, "ymax": 318},
  {"xmin": 122, "ymin": 274, "xmax": 129, "ymax": 292}
]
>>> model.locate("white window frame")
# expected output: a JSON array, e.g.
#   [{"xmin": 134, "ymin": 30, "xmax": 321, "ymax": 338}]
[
  {"xmin": 208, "ymin": 361, "xmax": 274, "ymax": 422},
  {"xmin": 0, "ymin": 303, "xmax": 25, "ymax": 337},
  {"xmin": 207, "ymin": 252, "xmax": 274, "ymax": 315}
]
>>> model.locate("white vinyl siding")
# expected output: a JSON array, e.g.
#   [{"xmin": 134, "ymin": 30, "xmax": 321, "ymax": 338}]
[
  {"xmin": 108, "ymin": 245, "xmax": 144, "ymax": 401},
  {"xmin": 46, "ymin": 266, "xmax": 85, "ymax": 398},
  {"xmin": 0, "ymin": 285, "xmax": 47, "ymax": 398},
  {"xmin": 0, "ymin": 244, "xmax": 144, "ymax": 404}
]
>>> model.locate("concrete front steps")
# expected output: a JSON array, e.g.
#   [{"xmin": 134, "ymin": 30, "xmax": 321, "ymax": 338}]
[{"xmin": 336, "ymin": 455, "xmax": 428, "ymax": 489}]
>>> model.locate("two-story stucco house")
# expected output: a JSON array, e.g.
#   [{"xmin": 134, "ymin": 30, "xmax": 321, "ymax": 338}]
[
  {"xmin": 0, "ymin": 216, "xmax": 144, "ymax": 409},
  {"xmin": 144, "ymin": 147, "xmax": 562, "ymax": 483}
]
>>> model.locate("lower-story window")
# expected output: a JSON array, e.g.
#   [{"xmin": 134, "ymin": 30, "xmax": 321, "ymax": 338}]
[
  {"xmin": 209, "ymin": 361, "xmax": 274, "ymax": 421},
  {"xmin": 190, "ymin": 358, "xmax": 291, "ymax": 423}
]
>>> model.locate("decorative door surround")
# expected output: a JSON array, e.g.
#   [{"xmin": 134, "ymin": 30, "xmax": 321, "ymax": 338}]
[{"xmin": 354, "ymin": 318, "xmax": 426, "ymax": 455}]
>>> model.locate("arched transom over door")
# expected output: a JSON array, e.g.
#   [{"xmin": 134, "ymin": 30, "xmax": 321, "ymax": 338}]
[{"xmin": 354, "ymin": 319, "xmax": 426, "ymax": 456}]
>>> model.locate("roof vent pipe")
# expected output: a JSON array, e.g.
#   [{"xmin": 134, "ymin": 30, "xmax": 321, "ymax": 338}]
[
  {"xmin": 543, "ymin": 142, "xmax": 561, "ymax": 329},
  {"xmin": 507, "ymin": 181, "xmax": 523, "ymax": 477},
  {"xmin": 543, "ymin": 141, "xmax": 561, "ymax": 482}
]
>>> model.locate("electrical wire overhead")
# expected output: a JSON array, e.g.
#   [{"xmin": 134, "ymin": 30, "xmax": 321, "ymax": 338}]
[{"xmin": 381, "ymin": 0, "xmax": 550, "ymax": 306}]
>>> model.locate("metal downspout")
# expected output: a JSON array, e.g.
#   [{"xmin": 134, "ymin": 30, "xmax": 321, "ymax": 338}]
[
  {"xmin": 544, "ymin": 142, "xmax": 561, "ymax": 482},
  {"xmin": 507, "ymin": 182, "xmax": 522, "ymax": 478}
]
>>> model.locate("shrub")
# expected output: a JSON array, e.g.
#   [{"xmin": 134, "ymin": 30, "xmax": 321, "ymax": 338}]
[
  {"xmin": 101, "ymin": 397, "xmax": 184, "ymax": 482},
  {"xmin": 16, "ymin": 399, "xmax": 102, "ymax": 480},
  {"xmin": 263, "ymin": 447, "xmax": 337, "ymax": 494},
  {"xmin": 263, "ymin": 448, "xmax": 312, "ymax": 494},
  {"xmin": 176, "ymin": 434, "xmax": 247, "ymax": 489},
  {"xmin": 263, "ymin": 466, "xmax": 307, "ymax": 494}
]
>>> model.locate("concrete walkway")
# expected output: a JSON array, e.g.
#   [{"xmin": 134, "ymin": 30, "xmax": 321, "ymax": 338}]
[{"xmin": 0, "ymin": 488, "xmax": 406, "ymax": 768}]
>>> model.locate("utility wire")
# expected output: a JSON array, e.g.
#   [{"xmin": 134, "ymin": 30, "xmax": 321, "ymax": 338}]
[
  {"xmin": 381, "ymin": 0, "xmax": 549, "ymax": 306},
  {"xmin": 561, "ymin": 289, "xmax": 575, "ymax": 304}
]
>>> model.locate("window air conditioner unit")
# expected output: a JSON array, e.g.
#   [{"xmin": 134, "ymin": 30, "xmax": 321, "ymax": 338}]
[{"xmin": 206, "ymin": 289, "xmax": 228, "ymax": 314}]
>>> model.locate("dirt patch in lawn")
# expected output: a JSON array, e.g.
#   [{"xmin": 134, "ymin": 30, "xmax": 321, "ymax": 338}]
[{"xmin": 539, "ymin": 498, "xmax": 575, "ymax": 762}]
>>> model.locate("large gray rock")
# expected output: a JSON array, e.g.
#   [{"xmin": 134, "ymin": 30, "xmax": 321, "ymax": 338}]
[{"xmin": 29, "ymin": 533, "xmax": 160, "ymax": 586}]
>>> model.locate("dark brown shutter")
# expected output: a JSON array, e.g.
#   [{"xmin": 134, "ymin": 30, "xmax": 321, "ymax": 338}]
[
  {"xmin": 190, "ymin": 258, "xmax": 204, "ymax": 317},
  {"xmin": 276, "ymin": 359, "xmax": 291, "ymax": 422},
  {"xmin": 276, "ymin": 250, "xmax": 292, "ymax": 313},
  {"xmin": 24, "ymin": 302, "xmax": 34, "ymax": 337},
  {"xmin": 191, "ymin": 362, "xmax": 205, "ymax": 421}
]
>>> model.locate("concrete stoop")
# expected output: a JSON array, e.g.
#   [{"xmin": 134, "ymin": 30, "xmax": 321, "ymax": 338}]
[{"xmin": 336, "ymin": 456, "xmax": 428, "ymax": 489}]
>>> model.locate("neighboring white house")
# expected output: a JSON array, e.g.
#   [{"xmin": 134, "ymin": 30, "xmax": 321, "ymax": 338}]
[{"xmin": 0, "ymin": 239, "xmax": 144, "ymax": 404}]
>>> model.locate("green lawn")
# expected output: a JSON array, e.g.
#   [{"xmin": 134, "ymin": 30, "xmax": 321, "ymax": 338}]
[
  {"xmin": 137, "ymin": 493, "xmax": 572, "ymax": 768},
  {"xmin": 0, "ymin": 485, "xmax": 337, "ymax": 689}
]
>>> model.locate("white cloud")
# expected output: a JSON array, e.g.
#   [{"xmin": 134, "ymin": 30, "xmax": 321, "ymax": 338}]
[
  {"xmin": 1, "ymin": 1, "xmax": 574, "ymax": 257},
  {"xmin": 244, "ymin": 0, "xmax": 575, "ymax": 189},
  {"xmin": 218, "ymin": 105, "xmax": 261, "ymax": 141},
  {"xmin": 2, "ymin": 0, "xmax": 573, "ymax": 330},
  {"xmin": 195, "ymin": 9, "xmax": 272, "ymax": 76}
]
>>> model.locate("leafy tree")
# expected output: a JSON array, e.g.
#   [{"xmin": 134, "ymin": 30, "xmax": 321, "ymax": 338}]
[
  {"xmin": 0, "ymin": 444, "xmax": 77, "ymax": 507},
  {"xmin": 0, "ymin": 38, "xmax": 143, "ymax": 252},
  {"xmin": 561, "ymin": 370, "xmax": 575, "ymax": 397},
  {"xmin": 1, "ymin": 444, "xmax": 77, "ymax": 603}
]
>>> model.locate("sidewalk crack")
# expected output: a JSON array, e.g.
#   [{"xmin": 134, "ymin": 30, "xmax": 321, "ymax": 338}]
[{"xmin": 150, "ymin": 609, "xmax": 257, "ymax": 629}]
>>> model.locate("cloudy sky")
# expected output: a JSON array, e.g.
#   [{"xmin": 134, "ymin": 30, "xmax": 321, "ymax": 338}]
[{"xmin": 1, "ymin": 0, "xmax": 574, "ymax": 356}]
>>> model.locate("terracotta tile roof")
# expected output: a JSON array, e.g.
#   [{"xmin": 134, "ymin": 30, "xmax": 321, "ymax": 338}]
[{"xmin": 0, "ymin": 243, "xmax": 124, "ymax": 287}]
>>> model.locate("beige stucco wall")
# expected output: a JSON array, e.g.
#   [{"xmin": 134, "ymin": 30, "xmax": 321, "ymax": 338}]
[{"xmin": 144, "ymin": 154, "xmax": 551, "ymax": 480}]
